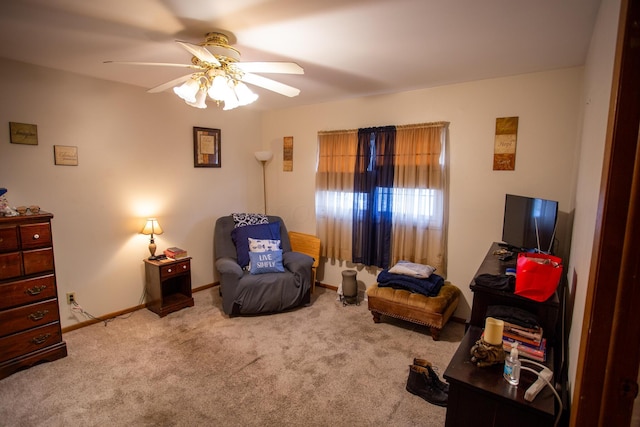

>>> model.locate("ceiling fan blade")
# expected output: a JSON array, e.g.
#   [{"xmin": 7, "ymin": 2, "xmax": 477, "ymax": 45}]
[
  {"xmin": 236, "ymin": 62, "xmax": 304, "ymax": 75},
  {"xmin": 147, "ymin": 73, "xmax": 195, "ymax": 93},
  {"xmin": 104, "ymin": 60, "xmax": 204, "ymax": 70},
  {"xmin": 176, "ymin": 41, "xmax": 221, "ymax": 66},
  {"xmin": 241, "ymin": 73, "xmax": 300, "ymax": 97}
]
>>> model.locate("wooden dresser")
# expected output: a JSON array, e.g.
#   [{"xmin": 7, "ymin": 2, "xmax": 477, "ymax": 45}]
[{"xmin": 0, "ymin": 211, "xmax": 67, "ymax": 379}]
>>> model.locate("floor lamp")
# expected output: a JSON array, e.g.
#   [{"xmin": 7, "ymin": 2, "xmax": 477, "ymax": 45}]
[{"xmin": 254, "ymin": 150, "xmax": 273, "ymax": 214}]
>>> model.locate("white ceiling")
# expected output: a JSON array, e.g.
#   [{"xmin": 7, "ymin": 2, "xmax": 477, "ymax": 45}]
[{"xmin": 0, "ymin": 0, "xmax": 602, "ymax": 111}]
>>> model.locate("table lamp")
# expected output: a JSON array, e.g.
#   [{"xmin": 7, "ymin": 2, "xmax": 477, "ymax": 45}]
[{"xmin": 141, "ymin": 218, "xmax": 163, "ymax": 260}]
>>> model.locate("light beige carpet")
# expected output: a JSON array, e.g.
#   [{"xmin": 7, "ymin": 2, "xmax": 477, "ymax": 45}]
[{"xmin": 0, "ymin": 287, "xmax": 464, "ymax": 426}]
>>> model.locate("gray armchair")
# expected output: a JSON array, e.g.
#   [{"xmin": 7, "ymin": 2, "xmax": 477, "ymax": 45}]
[{"xmin": 214, "ymin": 215, "xmax": 313, "ymax": 315}]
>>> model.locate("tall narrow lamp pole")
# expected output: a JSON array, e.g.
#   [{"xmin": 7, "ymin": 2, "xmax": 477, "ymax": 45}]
[{"xmin": 254, "ymin": 151, "xmax": 273, "ymax": 214}]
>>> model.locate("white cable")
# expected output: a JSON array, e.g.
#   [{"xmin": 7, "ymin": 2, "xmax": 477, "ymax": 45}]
[
  {"xmin": 521, "ymin": 366, "xmax": 563, "ymax": 427},
  {"xmin": 547, "ymin": 219, "xmax": 558, "ymax": 254}
]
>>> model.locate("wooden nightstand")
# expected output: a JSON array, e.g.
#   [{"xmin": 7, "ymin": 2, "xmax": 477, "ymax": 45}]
[{"xmin": 144, "ymin": 257, "xmax": 194, "ymax": 317}]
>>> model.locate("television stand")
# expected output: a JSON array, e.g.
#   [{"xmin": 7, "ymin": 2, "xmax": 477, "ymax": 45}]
[
  {"xmin": 468, "ymin": 243, "xmax": 560, "ymax": 342},
  {"xmin": 443, "ymin": 242, "xmax": 561, "ymax": 426},
  {"xmin": 443, "ymin": 326, "xmax": 556, "ymax": 426}
]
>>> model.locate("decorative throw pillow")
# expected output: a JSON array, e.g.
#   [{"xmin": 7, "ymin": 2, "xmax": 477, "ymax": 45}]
[
  {"xmin": 247, "ymin": 238, "xmax": 282, "ymax": 271},
  {"xmin": 388, "ymin": 260, "xmax": 436, "ymax": 278},
  {"xmin": 248, "ymin": 250, "xmax": 285, "ymax": 274},
  {"xmin": 232, "ymin": 213, "xmax": 268, "ymax": 228},
  {"xmin": 231, "ymin": 222, "xmax": 281, "ymax": 268},
  {"xmin": 248, "ymin": 238, "xmax": 281, "ymax": 253}
]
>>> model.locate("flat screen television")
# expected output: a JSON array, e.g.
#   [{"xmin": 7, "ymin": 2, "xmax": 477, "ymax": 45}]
[{"xmin": 501, "ymin": 194, "xmax": 559, "ymax": 253}]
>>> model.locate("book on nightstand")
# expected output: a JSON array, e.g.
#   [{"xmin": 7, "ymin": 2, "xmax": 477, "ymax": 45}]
[
  {"xmin": 481, "ymin": 331, "xmax": 547, "ymax": 362},
  {"xmin": 502, "ymin": 336, "xmax": 547, "ymax": 362},
  {"xmin": 164, "ymin": 247, "xmax": 188, "ymax": 259}
]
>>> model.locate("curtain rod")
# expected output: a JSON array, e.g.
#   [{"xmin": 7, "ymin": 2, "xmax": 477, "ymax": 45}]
[{"xmin": 318, "ymin": 121, "xmax": 449, "ymax": 135}]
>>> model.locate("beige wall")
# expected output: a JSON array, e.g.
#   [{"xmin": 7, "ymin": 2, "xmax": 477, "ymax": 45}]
[
  {"xmin": 262, "ymin": 67, "xmax": 584, "ymax": 319},
  {"xmin": 0, "ymin": 59, "xmax": 263, "ymax": 327},
  {"xmin": 566, "ymin": 0, "xmax": 619, "ymax": 401}
]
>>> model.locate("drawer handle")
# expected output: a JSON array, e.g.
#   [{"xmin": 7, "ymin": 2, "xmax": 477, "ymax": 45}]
[
  {"xmin": 33, "ymin": 233, "xmax": 40, "ymax": 240},
  {"xmin": 167, "ymin": 268, "xmax": 172, "ymax": 273},
  {"xmin": 31, "ymin": 333, "xmax": 51, "ymax": 345},
  {"xmin": 28, "ymin": 310, "xmax": 49, "ymax": 321},
  {"xmin": 0, "ymin": 237, "xmax": 3, "ymax": 243},
  {"xmin": 25, "ymin": 285, "xmax": 47, "ymax": 296},
  {"xmin": 182, "ymin": 265, "xmax": 187, "ymax": 270}
]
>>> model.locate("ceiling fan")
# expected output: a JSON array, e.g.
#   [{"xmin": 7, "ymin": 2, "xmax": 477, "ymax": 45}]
[{"xmin": 105, "ymin": 32, "xmax": 304, "ymax": 110}]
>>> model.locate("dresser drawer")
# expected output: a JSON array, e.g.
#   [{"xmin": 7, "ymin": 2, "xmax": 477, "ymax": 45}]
[
  {"xmin": 0, "ymin": 322, "xmax": 62, "ymax": 363},
  {"xmin": 160, "ymin": 260, "xmax": 190, "ymax": 278},
  {"xmin": 0, "ymin": 252, "xmax": 22, "ymax": 280},
  {"xmin": 0, "ymin": 299, "xmax": 60, "ymax": 337},
  {"xmin": 0, "ymin": 275, "xmax": 57, "ymax": 309},
  {"xmin": 0, "ymin": 227, "xmax": 19, "ymax": 252},
  {"xmin": 19, "ymin": 223, "xmax": 52, "ymax": 250},
  {"xmin": 23, "ymin": 248, "xmax": 54, "ymax": 275}
]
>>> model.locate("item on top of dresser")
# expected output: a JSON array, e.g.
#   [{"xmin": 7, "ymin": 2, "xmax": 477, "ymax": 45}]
[
  {"xmin": 0, "ymin": 188, "xmax": 18, "ymax": 217},
  {"xmin": 473, "ymin": 273, "xmax": 515, "ymax": 291},
  {"xmin": 29, "ymin": 205, "xmax": 40, "ymax": 213}
]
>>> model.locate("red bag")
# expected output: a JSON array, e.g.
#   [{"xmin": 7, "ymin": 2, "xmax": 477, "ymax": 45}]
[{"xmin": 515, "ymin": 253, "xmax": 563, "ymax": 302}]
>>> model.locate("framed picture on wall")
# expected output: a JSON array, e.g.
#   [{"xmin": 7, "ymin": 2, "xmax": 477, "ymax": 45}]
[
  {"xmin": 9, "ymin": 122, "xmax": 38, "ymax": 145},
  {"xmin": 193, "ymin": 127, "xmax": 221, "ymax": 167},
  {"xmin": 53, "ymin": 145, "xmax": 78, "ymax": 166}
]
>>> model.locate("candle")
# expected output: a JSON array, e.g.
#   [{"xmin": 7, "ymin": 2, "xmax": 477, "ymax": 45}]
[{"xmin": 484, "ymin": 317, "xmax": 504, "ymax": 345}]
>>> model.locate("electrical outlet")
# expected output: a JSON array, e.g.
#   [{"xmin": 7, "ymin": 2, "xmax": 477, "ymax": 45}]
[{"xmin": 66, "ymin": 292, "xmax": 75, "ymax": 304}]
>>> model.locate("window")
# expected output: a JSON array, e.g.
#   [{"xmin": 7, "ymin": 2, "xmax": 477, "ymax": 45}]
[{"xmin": 316, "ymin": 122, "xmax": 449, "ymax": 274}]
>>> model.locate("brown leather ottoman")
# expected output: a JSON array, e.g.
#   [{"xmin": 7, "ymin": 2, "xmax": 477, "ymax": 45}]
[{"xmin": 366, "ymin": 282, "xmax": 461, "ymax": 340}]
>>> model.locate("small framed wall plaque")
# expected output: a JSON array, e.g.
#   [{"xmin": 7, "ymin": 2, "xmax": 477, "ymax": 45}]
[
  {"xmin": 193, "ymin": 127, "xmax": 221, "ymax": 168},
  {"xmin": 54, "ymin": 145, "xmax": 78, "ymax": 166},
  {"xmin": 9, "ymin": 122, "xmax": 38, "ymax": 145},
  {"xmin": 283, "ymin": 136, "xmax": 293, "ymax": 171}
]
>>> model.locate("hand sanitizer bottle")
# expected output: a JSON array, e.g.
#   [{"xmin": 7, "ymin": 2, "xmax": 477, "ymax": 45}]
[{"xmin": 504, "ymin": 342, "xmax": 521, "ymax": 386}]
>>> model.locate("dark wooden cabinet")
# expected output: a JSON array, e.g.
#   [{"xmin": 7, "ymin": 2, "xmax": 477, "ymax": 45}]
[
  {"xmin": 144, "ymin": 257, "xmax": 194, "ymax": 317},
  {"xmin": 443, "ymin": 242, "xmax": 560, "ymax": 426},
  {"xmin": 444, "ymin": 327, "xmax": 556, "ymax": 427},
  {"xmin": 0, "ymin": 212, "xmax": 67, "ymax": 379}
]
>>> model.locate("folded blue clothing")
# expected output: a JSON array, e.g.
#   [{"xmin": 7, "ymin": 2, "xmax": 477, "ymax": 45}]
[{"xmin": 377, "ymin": 269, "xmax": 444, "ymax": 297}]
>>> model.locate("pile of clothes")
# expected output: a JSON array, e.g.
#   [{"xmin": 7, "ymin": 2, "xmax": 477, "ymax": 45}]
[{"xmin": 377, "ymin": 260, "xmax": 444, "ymax": 297}]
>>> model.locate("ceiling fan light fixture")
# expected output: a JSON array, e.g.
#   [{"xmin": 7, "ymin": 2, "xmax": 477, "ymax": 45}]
[
  {"xmin": 108, "ymin": 31, "xmax": 302, "ymax": 110},
  {"xmin": 173, "ymin": 79, "xmax": 200, "ymax": 103}
]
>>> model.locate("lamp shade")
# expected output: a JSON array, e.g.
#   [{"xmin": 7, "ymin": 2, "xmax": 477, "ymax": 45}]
[
  {"xmin": 208, "ymin": 75, "xmax": 231, "ymax": 101},
  {"xmin": 186, "ymin": 89, "xmax": 208, "ymax": 109},
  {"xmin": 141, "ymin": 218, "xmax": 163, "ymax": 236},
  {"xmin": 235, "ymin": 82, "xmax": 259, "ymax": 106},
  {"xmin": 254, "ymin": 151, "xmax": 273, "ymax": 162},
  {"xmin": 173, "ymin": 79, "xmax": 199, "ymax": 103}
]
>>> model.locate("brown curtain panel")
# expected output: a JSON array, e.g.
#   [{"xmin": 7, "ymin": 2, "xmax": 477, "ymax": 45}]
[
  {"xmin": 315, "ymin": 130, "xmax": 358, "ymax": 261},
  {"xmin": 392, "ymin": 122, "xmax": 449, "ymax": 276}
]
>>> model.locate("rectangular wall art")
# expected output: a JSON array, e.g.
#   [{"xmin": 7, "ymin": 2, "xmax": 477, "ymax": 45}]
[
  {"xmin": 493, "ymin": 117, "xmax": 518, "ymax": 171},
  {"xmin": 193, "ymin": 127, "xmax": 221, "ymax": 167},
  {"xmin": 54, "ymin": 145, "xmax": 78, "ymax": 166},
  {"xmin": 283, "ymin": 136, "xmax": 293, "ymax": 171}
]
